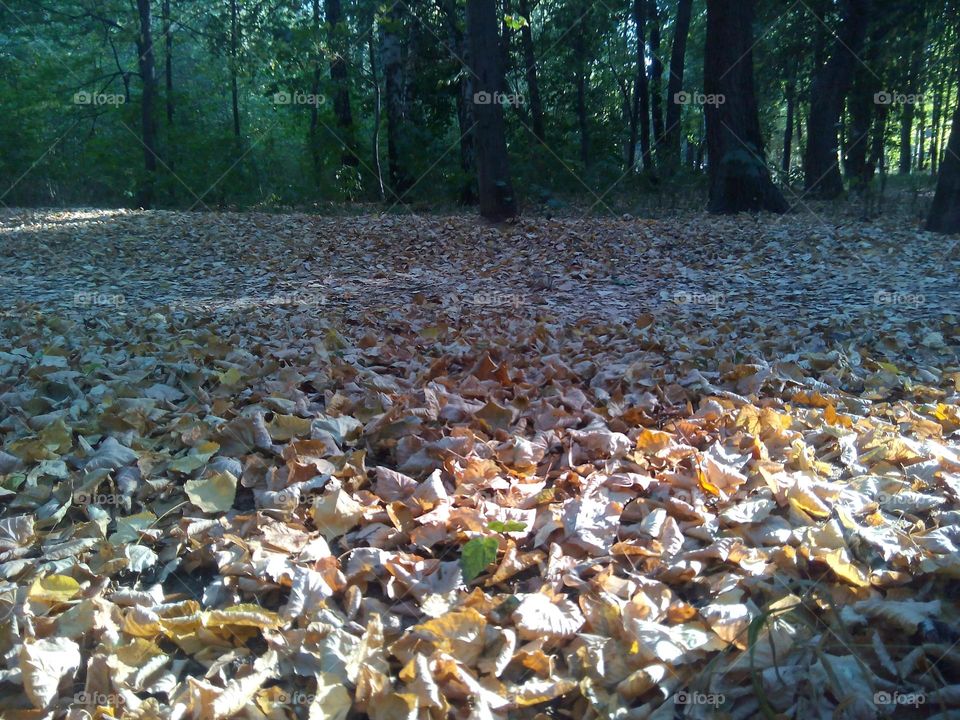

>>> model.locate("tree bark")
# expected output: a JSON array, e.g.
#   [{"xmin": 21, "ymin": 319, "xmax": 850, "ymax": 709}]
[
  {"xmin": 802, "ymin": 0, "xmax": 870, "ymax": 198},
  {"xmin": 382, "ymin": 3, "xmax": 411, "ymax": 194},
  {"xmin": 628, "ymin": 0, "xmax": 650, "ymax": 171},
  {"xmin": 930, "ymin": 47, "xmax": 947, "ymax": 175},
  {"xmin": 499, "ymin": 0, "xmax": 512, "ymax": 95},
  {"xmin": 467, "ymin": 0, "xmax": 517, "ymax": 220},
  {"xmin": 136, "ymin": 0, "xmax": 158, "ymax": 208},
  {"xmin": 704, "ymin": 0, "xmax": 787, "ymax": 213},
  {"xmin": 325, "ymin": 0, "xmax": 358, "ymax": 167},
  {"xmin": 663, "ymin": 0, "xmax": 692, "ymax": 169},
  {"xmin": 517, "ymin": 0, "xmax": 544, "ymax": 143},
  {"xmin": 368, "ymin": 26, "xmax": 385, "ymax": 200},
  {"xmin": 926, "ymin": 97, "xmax": 960, "ymax": 233},
  {"xmin": 782, "ymin": 66, "xmax": 796, "ymax": 176}
]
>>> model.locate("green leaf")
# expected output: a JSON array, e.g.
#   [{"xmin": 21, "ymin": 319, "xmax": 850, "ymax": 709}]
[
  {"xmin": 460, "ymin": 537, "xmax": 499, "ymax": 582},
  {"xmin": 504, "ymin": 14, "xmax": 529, "ymax": 30},
  {"xmin": 487, "ymin": 520, "xmax": 527, "ymax": 533}
]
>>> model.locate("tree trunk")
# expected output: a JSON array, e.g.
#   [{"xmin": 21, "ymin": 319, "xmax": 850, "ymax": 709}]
[
  {"xmin": 467, "ymin": 0, "xmax": 517, "ymax": 220},
  {"xmin": 663, "ymin": 0, "xmax": 692, "ymax": 170},
  {"xmin": 917, "ymin": 109, "xmax": 926, "ymax": 171},
  {"xmin": 499, "ymin": 0, "xmax": 512, "ymax": 95},
  {"xmin": 136, "ymin": 0, "xmax": 158, "ymax": 208},
  {"xmin": 628, "ymin": 0, "xmax": 650, "ymax": 171},
  {"xmin": 802, "ymin": 0, "xmax": 870, "ymax": 198},
  {"xmin": 382, "ymin": 3, "xmax": 411, "ymax": 195},
  {"xmin": 899, "ymin": 103, "xmax": 915, "ymax": 174},
  {"xmin": 899, "ymin": 31, "xmax": 925, "ymax": 174},
  {"xmin": 325, "ymin": 0, "xmax": 357, "ymax": 167},
  {"xmin": 782, "ymin": 68, "xmax": 796, "ymax": 175},
  {"xmin": 647, "ymin": 0, "xmax": 664, "ymax": 152},
  {"xmin": 162, "ymin": 0, "xmax": 173, "ymax": 126},
  {"xmin": 704, "ymin": 0, "xmax": 787, "ymax": 213},
  {"xmin": 926, "ymin": 98, "xmax": 960, "ymax": 233},
  {"xmin": 930, "ymin": 48, "xmax": 947, "ymax": 175},
  {"xmin": 517, "ymin": 0, "xmax": 544, "ymax": 143},
  {"xmin": 368, "ymin": 26, "xmax": 385, "ymax": 200},
  {"xmin": 868, "ymin": 104, "xmax": 887, "ymax": 185},
  {"xmin": 229, "ymin": 0, "xmax": 240, "ymax": 139}
]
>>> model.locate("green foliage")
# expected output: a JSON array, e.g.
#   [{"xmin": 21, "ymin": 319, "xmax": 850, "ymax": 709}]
[{"xmin": 460, "ymin": 536, "xmax": 499, "ymax": 582}]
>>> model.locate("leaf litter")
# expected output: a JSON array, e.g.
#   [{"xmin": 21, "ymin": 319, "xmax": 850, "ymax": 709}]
[{"xmin": 0, "ymin": 209, "xmax": 958, "ymax": 719}]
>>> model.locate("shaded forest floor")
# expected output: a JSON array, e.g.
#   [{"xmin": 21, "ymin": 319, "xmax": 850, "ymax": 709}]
[{"xmin": 0, "ymin": 209, "xmax": 959, "ymax": 719}]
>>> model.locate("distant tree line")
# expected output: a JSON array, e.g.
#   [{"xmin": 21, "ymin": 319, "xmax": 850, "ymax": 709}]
[{"xmin": 0, "ymin": 0, "xmax": 957, "ymax": 230}]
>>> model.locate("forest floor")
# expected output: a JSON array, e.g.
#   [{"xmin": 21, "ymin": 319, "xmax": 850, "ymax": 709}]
[{"xmin": 0, "ymin": 208, "xmax": 959, "ymax": 719}]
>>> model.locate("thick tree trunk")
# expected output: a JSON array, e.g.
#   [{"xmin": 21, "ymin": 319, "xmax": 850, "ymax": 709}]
[
  {"xmin": 926, "ymin": 98, "xmax": 960, "ymax": 233},
  {"xmin": 628, "ymin": 0, "xmax": 650, "ymax": 171},
  {"xmin": 499, "ymin": 0, "xmax": 512, "ymax": 95},
  {"xmin": 517, "ymin": 0, "xmax": 544, "ymax": 142},
  {"xmin": 647, "ymin": 0, "xmax": 664, "ymax": 151},
  {"xmin": 136, "ymin": 0, "xmax": 158, "ymax": 208},
  {"xmin": 382, "ymin": 3, "xmax": 411, "ymax": 195},
  {"xmin": 704, "ymin": 0, "xmax": 787, "ymax": 214},
  {"xmin": 467, "ymin": 0, "xmax": 516, "ymax": 220},
  {"xmin": 803, "ymin": 0, "xmax": 870, "ymax": 198},
  {"xmin": 663, "ymin": 0, "xmax": 692, "ymax": 169},
  {"xmin": 325, "ymin": 0, "xmax": 357, "ymax": 167}
]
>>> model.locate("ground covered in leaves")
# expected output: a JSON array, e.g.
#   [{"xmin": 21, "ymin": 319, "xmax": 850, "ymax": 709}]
[{"xmin": 0, "ymin": 208, "xmax": 959, "ymax": 720}]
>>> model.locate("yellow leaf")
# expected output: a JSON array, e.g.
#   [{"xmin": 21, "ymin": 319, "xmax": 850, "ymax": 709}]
[
  {"xmin": 28, "ymin": 574, "xmax": 81, "ymax": 603},
  {"xmin": 218, "ymin": 367, "xmax": 243, "ymax": 386},
  {"xmin": 185, "ymin": 470, "xmax": 237, "ymax": 512},
  {"xmin": 820, "ymin": 548, "xmax": 869, "ymax": 587},
  {"xmin": 267, "ymin": 414, "xmax": 312, "ymax": 441},
  {"xmin": 205, "ymin": 604, "xmax": 282, "ymax": 629}
]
